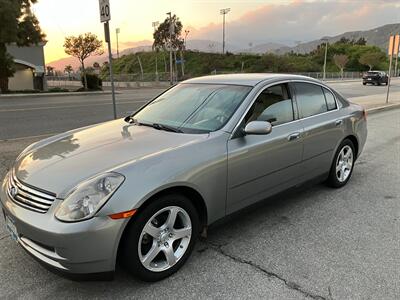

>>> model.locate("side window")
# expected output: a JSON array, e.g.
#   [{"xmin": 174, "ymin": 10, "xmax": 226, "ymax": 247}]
[
  {"xmin": 294, "ymin": 83, "xmax": 328, "ymax": 118},
  {"xmin": 245, "ymin": 83, "xmax": 294, "ymax": 126},
  {"xmin": 323, "ymin": 88, "xmax": 337, "ymax": 111}
]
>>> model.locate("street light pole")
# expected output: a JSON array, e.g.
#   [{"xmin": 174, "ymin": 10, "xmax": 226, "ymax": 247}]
[
  {"xmin": 116, "ymin": 28, "xmax": 120, "ymax": 59},
  {"xmin": 167, "ymin": 12, "xmax": 173, "ymax": 85},
  {"xmin": 184, "ymin": 29, "xmax": 190, "ymax": 49},
  {"xmin": 322, "ymin": 38, "xmax": 328, "ymax": 81},
  {"xmin": 152, "ymin": 21, "xmax": 159, "ymax": 81},
  {"xmin": 220, "ymin": 8, "xmax": 230, "ymax": 54}
]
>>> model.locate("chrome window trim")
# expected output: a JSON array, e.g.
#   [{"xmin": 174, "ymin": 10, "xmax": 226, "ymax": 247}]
[
  {"xmin": 229, "ymin": 80, "xmax": 296, "ymax": 139},
  {"xmin": 229, "ymin": 79, "xmax": 341, "ymax": 139}
]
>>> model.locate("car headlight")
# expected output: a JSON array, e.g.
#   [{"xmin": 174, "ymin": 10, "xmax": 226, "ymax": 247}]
[{"xmin": 55, "ymin": 172, "xmax": 125, "ymax": 222}]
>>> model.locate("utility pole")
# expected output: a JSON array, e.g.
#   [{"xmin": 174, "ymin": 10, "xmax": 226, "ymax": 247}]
[
  {"xmin": 152, "ymin": 21, "xmax": 159, "ymax": 81},
  {"xmin": 220, "ymin": 8, "xmax": 230, "ymax": 54},
  {"xmin": 322, "ymin": 38, "xmax": 328, "ymax": 81},
  {"xmin": 116, "ymin": 28, "xmax": 120, "ymax": 59},
  {"xmin": 167, "ymin": 12, "xmax": 174, "ymax": 85}
]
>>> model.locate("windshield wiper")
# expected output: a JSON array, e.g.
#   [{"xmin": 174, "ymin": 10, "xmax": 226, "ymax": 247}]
[
  {"xmin": 125, "ymin": 117, "xmax": 183, "ymax": 133},
  {"xmin": 151, "ymin": 123, "xmax": 183, "ymax": 133}
]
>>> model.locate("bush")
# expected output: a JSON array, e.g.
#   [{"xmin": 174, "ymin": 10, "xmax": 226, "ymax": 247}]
[
  {"xmin": 48, "ymin": 87, "xmax": 69, "ymax": 93},
  {"xmin": 81, "ymin": 73, "xmax": 102, "ymax": 90}
]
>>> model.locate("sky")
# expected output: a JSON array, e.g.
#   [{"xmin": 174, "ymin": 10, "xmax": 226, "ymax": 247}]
[{"xmin": 32, "ymin": 0, "xmax": 400, "ymax": 63}]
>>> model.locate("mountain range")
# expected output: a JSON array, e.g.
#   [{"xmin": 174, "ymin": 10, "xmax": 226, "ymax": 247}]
[{"xmin": 48, "ymin": 23, "xmax": 399, "ymax": 71}]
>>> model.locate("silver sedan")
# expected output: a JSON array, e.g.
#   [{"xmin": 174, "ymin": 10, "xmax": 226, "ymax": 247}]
[{"xmin": 0, "ymin": 74, "xmax": 367, "ymax": 281}]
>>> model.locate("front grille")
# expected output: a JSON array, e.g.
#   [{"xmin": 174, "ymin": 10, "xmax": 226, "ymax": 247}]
[{"xmin": 6, "ymin": 171, "xmax": 56, "ymax": 213}]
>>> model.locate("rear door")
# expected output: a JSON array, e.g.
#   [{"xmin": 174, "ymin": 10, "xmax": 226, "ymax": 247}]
[
  {"xmin": 226, "ymin": 83, "xmax": 304, "ymax": 214},
  {"xmin": 292, "ymin": 81, "xmax": 343, "ymax": 179}
]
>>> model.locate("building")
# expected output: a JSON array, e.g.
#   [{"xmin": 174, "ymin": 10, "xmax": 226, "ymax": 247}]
[{"xmin": 6, "ymin": 42, "xmax": 46, "ymax": 91}]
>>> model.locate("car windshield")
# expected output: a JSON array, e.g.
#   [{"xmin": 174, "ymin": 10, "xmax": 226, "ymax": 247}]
[
  {"xmin": 132, "ymin": 83, "xmax": 252, "ymax": 133},
  {"xmin": 367, "ymin": 71, "xmax": 379, "ymax": 75}
]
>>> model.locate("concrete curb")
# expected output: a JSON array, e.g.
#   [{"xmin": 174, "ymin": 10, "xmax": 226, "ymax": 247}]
[
  {"xmin": 366, "ymin": 103, "xmax": 400, "ymax": 114},
  {"xmin": 324, "ymin": 79, "xmax": 361, "ymax": 84},
  {"xmin": 0, "ymin": 91, "xmax": 119, "ymax": 99}
]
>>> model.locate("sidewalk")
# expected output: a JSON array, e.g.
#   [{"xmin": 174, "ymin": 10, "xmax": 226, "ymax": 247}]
[{"xmin": 348, "ymin": 91, "xmax": 400, "ymax": 114}]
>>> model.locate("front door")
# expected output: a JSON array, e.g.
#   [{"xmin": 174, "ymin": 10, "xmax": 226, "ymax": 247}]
[{"xmin": 227, "ymin": 83, "xmax": 304, "ymax": 214}]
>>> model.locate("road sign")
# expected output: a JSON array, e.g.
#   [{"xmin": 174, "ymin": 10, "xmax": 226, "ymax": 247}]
[
  {"xmin": 99, "ymin": 0, "xmax": 116, "ymax": 119},
  {"xmin": 393, "ymin": 35, "xmax": 400, "ymax": 55},
  {"xmin": 386, "ymin": 35, "xmax": 397, "ymax": 104},
  {"xmin": 99, "ymin": 0, "xmax": 111, "ymax": 23}
]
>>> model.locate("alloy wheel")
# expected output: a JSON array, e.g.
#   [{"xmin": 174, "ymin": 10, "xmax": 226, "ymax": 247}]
[
  {"xmin": 335, "ymin": 145, "xmax": 353, "ymax": 183},
  {"xmin": 138, "ymin": 206, "xmax": 192, "ymax": 272}
]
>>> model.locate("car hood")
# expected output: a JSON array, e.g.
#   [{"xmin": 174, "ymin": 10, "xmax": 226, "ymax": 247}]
[{"xmin": 14, "ymin": 119, "xmax": 208, "ymax": 197}]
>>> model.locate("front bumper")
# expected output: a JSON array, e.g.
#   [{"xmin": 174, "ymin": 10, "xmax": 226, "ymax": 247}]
[{"xmin": 0, "ymin": 178, "xmax": 127, "ymax": 275}]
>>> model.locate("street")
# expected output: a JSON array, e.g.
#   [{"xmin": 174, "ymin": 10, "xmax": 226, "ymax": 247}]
[
  {"xmin": 0, "ymin": 80, "xmax": 399, "ymax": 298},
  {"xmin": 0, "ymin": 79, "xmax": 399, "ymax": 141}
]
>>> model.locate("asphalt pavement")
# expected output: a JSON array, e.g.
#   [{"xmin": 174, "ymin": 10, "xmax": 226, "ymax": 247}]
[{"xmin": 0, "ymin": 87, "xmax": 399, "ymax": 298}]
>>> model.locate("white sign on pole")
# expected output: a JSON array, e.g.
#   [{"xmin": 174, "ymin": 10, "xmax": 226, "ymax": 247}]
[{"xmin": 99, "ymin": 0, "xmax": 111, "ymax": 23}]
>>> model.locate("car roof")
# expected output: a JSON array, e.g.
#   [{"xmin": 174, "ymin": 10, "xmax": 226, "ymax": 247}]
[{"xmin": 182, "ymin": 73, "xmax": 319, "ymax": 87}]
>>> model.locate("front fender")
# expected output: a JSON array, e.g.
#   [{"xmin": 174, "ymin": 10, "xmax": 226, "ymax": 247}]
[{"xmin": 97, "ymin": 132, "xmax": 230, "ymax": 226}]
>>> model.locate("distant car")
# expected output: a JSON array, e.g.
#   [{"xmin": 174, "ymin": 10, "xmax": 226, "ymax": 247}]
[
  {"xmin": 1, "ymin": 74, "xmax": 368, "ymax": 282},
  {"xmin": 362, "ymin": 71, "xmax": 388, "ymax": 86}
]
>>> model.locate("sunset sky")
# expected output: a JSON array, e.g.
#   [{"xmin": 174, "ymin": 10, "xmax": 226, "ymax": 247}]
[{"xmin": 32, "ymin": 0, "xmax": 400, "ymax": 63}]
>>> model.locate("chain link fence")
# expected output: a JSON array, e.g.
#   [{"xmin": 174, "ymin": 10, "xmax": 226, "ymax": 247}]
[{"xmin": 46, "ymin": 71, "xmax": 365, "ymax": 90}]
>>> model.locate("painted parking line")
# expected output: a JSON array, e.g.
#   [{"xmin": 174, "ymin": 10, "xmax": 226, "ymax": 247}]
[{"xmin": 0, "ymin": 100, "xmax": 148, "ymax": 113}]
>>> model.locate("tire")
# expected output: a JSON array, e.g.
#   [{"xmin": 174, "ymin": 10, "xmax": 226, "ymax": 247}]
[
  {"xmin": 362, "ymin": 82, "xmax": 366, "ymax": 85},
  {"xmin": 327, "ymin": 139, "xmax": 355, "ymax": 188},
  {"xmin": 120, "ymin": 193, "xmax": 200, "ymax": 282}
]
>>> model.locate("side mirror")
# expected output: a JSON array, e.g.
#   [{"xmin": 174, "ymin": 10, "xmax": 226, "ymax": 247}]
[{"xmin": 244, "ymin": 121, "xmax": 272, "ymax": 135}]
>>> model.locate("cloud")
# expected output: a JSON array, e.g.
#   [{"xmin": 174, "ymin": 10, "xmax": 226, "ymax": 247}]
[{"xmin": 189, "ymin": 0, "xmax": 400, "ymax": 47}]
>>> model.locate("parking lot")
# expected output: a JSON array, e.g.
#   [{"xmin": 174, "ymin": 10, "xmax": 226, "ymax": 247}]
[{"xmin": 0, "ymin": 80, "xmax": 399, "ymax": 299}]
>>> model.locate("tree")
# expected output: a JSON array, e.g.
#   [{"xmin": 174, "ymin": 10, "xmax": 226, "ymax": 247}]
[
  {"xmin": 0, "ymin": 0, "xmax": 45, "ymax": 92},
  {"xmin": 359, "ymin": 52, "xmax": 386, "ymax": 71},
  {"xmin": 64, "ymin": 65, "xmax": 73, "ymax": 78},
  {"xmin": 63, "ymin": 33, "xmax": 104, "ymax": 90},
  {"xmin": 153, "ymin": 14, "xmax": 184, "ymax": 51},
  {"xmin": 333, "ymin": 54, "xmax": 349, "ymax": 78},
  {"xmin": 355, "ymin": 37, "xmax": 367, "ymax": 46},
  {"xmin": 337, "ymin": 37, "xmax": 351, "ymax": 45},
  {"xmin": 46, "ymin": 66, "xmax": 54, "ymax": 76}
]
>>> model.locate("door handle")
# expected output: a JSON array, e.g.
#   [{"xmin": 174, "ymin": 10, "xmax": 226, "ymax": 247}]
[
  {"xmin": 287, "ymin": 132, "xmax": 301, "ymax": 141},
  {"xmin": 335, "ymin": 119, "xmax": 343, "ymax": 126}
]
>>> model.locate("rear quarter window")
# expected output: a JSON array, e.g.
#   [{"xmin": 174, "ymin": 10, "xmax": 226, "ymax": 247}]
[{"xmin": 323, "ymin": 88, "xmax": 337, "ymax": 111}]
